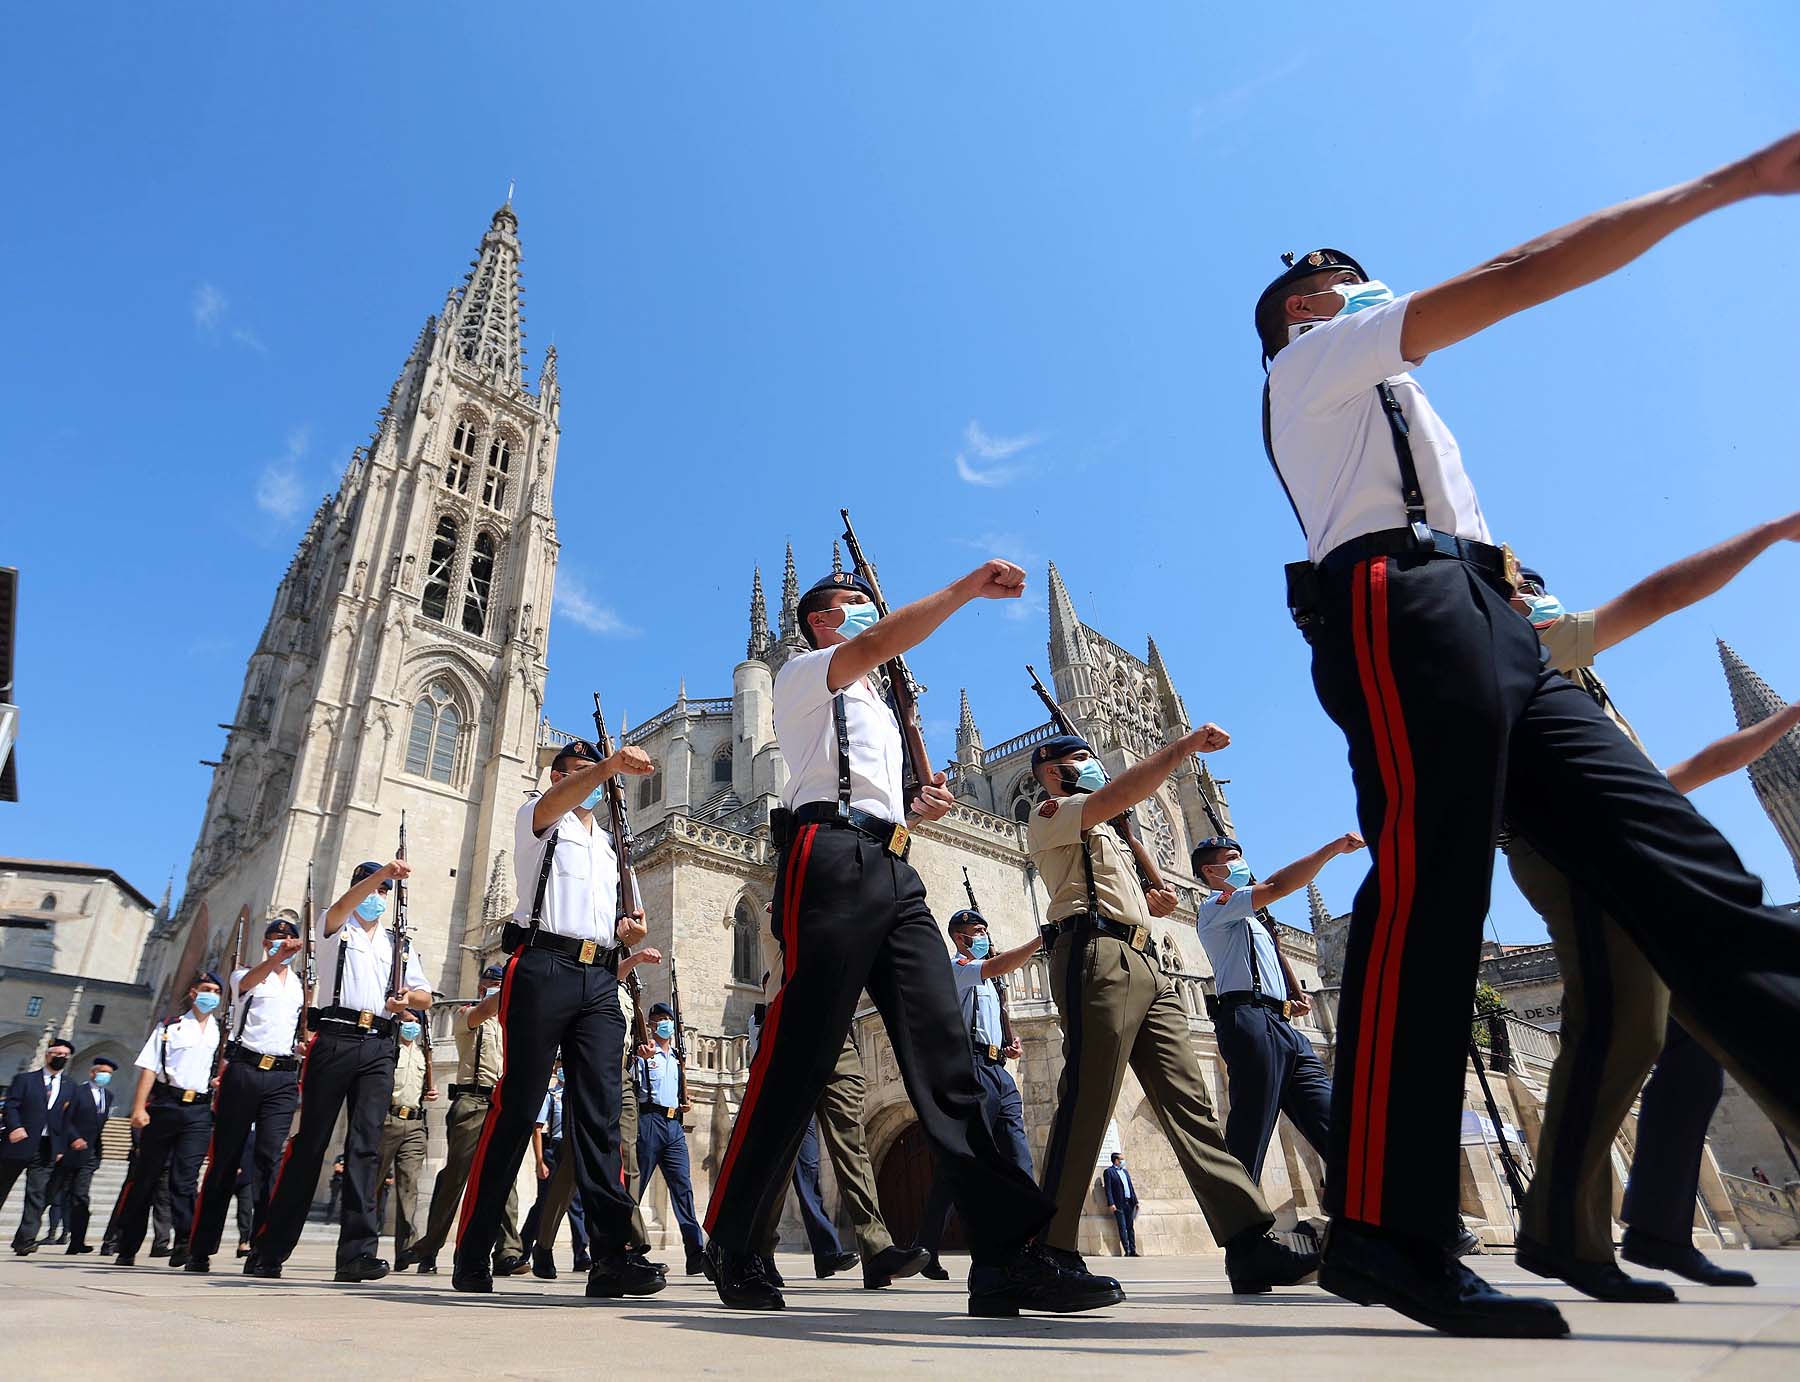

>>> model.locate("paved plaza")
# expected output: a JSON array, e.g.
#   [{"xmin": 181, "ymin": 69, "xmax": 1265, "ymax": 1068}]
[{"xmin": 5, "ymin": 1238, "xmax": 1797, "ymax": 1380}]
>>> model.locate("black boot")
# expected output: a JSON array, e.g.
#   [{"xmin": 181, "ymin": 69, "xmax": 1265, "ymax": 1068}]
[
  {"xmin": 685, "ymin": 1243, "xmax": 707, "ymax": 1277},
  {"xmin": 863, "ymin": 1244, "xmax": 930, "ymax": 1289},
  {"xmin": 1224, "ymin": 1227, "xmax": 1321, "ymax": 1293},
  {"xmin": 586, "ymin": 1251, "xmax": 668, "ymax": 1298},
  {"xmin": 919, "ymin": 1255, "xmax": 950, "ymax": 1282},
  {"xmin": 967, "ymin": 1242, "xmax": 1125, "ymax": 1318},
  {"xmin": 415, "ymin": 1255, "xmax": 438, "ymax": 1275},
  {"xmin": 183, "ymin": 1254, "xmax": 212, "ymax": 1274},
  {"xmin": 704, "ymin": 1242, "xmax": 784, "ymax": 1310},
  {"xmin": 815, "ymin": 1249, "xmax": 859, "ymax": 1279},
  {"xmin": 1516, "ymin": 1235, "xmax": 1677, "ymax": 1302},
  {"xmin": 531, "ymin": 1247, "xmax": 558, "ymax": 1280},
  {"xmin": 1621, "ymin": 1229, "xmax": 1757, "ymax": 1288},
  {"xmin": 1320, "ymin": 1221, "xmax": 1568, "ymax": 1338},
  {"xmin": 168, "ymin": 1247, "xmax": 189, "ymax": 1269},
  {"xmin": 242, "ymin": 1254, "xmax": 282, "ymax": 1279},
  {"xmin": 1044, "ymin": 1245, "xmax": 1121, "ymax": 1293},
  {"xmin": 333, "ymin": 1254, "xmax": 391, "ymax": 1283},
  {"xmin": 452, "ymin": 1263, "xmax": 494, "ymax": 1293}
]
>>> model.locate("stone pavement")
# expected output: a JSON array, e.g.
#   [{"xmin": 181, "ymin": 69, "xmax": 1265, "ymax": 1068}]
[{"xmin": 4, "ymin": 1240, "xmax": 1797, "ymax": 1380}]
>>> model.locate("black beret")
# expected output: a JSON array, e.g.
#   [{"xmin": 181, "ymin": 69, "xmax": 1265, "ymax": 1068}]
[
  {"xmin": 804, "ymin": 570, "xmax": 875, "ymax": 602},
  {"xmin": 1031, "ymin": 733, "xmax": 1091, "ymax": 769},
  {"xmin": 552, "ymin": 737, "xmax": 604, "ymax": 769},
  {"xmin": 1192, "ymin": 835, "xmax": 1241, "ymax": 855},
  {"xmin": 351, "ymin": 860, "xmax": 385, "ymax": 885},
  {"xmin": 264, "ymin": 917, "xmax": 300, "ymax": 938},
  {"xmin": 947, "ymin": 909, "xmax": 986, "ymax": 932},
  {"xmin": 1254, "ymin": 249, "xmax": 1368, "ymax": 346},
  {"xmin": 649, "ymin": 1002, "xmax": 675, "ymax": 1020},
  {"xmin": 91, "ymin": 1056, "xmax": 118, "ymax": 1069},
  {"xmin": 482, "ymin": 962, "xmax": 506, "ymax": 982},
  {"xmin": 1518, "ymin": 566, "xmax": 1548, "ymax": 595},
  {"xmin": 46, "ymin": 1036, "xmax": 74, "ymax": 1051},
  {"xmin": 196, "ymin": 969, "xmax": 224, "ymax": 990}
]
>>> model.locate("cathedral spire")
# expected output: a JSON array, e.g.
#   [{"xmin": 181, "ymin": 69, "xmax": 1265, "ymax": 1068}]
[
  {"xmin": 779, "ymin": 542, "xmax": 801, "ymax": 643},
  {"xmin": 747, "ymin": 566, "xmax": 772, "ymax": 661},
  {"xmin": 1719, "ymin": 640, "xmax": 1800, "ymax": 881},
  {"xmin": 956, "ymin": 689, "xmax": 984, "ymax": 767},
  {"xmin": 1307, "ymin": 881, "xmax": 1331, "ymax": 932},
  {"xmin": 1146, "ymin": 635, "xmax": 1191, "ymax": 734},
  {"xmin": 1047, "ymin": 561, "xmax": 1081, "ymax": 657},
  {"xmin": 451, "ymin": 202, "xmax": 526, "ymax": 386}
]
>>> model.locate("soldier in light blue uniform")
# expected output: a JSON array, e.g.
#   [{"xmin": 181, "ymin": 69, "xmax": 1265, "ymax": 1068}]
[{"xmin": 636, "ymin": 1003, "xmax": 706, "ymax": 1276}]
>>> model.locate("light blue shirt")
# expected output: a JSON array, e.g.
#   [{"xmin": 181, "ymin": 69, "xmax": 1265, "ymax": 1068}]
[
  {"xmin": 640, "ymin": 1048, "xmax": 682, "ymax": 1107},
  {"xmin": 1195, "ymin": 888, "xmax": 1288, "ymax": 999},
  {"xmin": 536, "ymin": 1086, "xmax": 563, "ymax": 1140},
  {"xmin": 951, "ymin": 955, "xmax": 1003, "ymax": 1047}
]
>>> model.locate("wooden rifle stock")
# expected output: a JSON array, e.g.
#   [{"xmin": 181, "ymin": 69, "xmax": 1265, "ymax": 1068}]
[
  {"xmin": 668, "ymin": 954, "xmax": 689, "ymax": 1110},
  {"xmin": 591, "ymin": 694, "xmax": 642, "ymax": 919},
  {"xmin": 391, "ymin": 814, "xmax": 411, "ymax": 1007},
  {"xmin": 211, "ymin": 906, "xmax": 249, "ymax": 1103},
  {"xmin": 839, "ymin": 509, "xmax": 933, "ymax": 798},
  {"xmin": 298, "ymin": 862, "xmax": 316, "ymax": 1043}
]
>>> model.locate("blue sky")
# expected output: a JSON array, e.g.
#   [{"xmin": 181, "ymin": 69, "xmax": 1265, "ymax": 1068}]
[{"xmin": 3, "ymin": 2, "xmax": 1798, "ymax": 944}]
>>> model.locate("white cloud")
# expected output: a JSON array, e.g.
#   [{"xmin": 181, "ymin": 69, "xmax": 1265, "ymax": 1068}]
[
  {"xmin": 193, "ymin": 282, "xmax": 228, "ymax": 331},
  {"xmin": 194, "ymin": 281, "xmax": 268, "ymax": 353},
  {"xmin": 954, "ymin": 419, "xmax": 1043, "ymax": 488},
  {"xmin": 964, "ymin": 420, "xmax": 1042, "ymax": 461},
  {"xmin": 957, "ymin": 530, "xmax": 1043, "ymax": 567},
  {"xmin": 1189, "ymin": 52, "xmax": 1308, "ymax": 141},
  {"xmin": 555, "ymin": 573, "xmax": 640, "ymax": 637},
  {"xmin": 230, "ymin": 326, "xmax": 269, "ymax": 355},
  {"xmin": 255, "ymin": 428, "xmax": 310, "ymax": 522}
]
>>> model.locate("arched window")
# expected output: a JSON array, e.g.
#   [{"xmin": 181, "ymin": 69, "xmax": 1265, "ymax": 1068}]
[
  {"xmin": 462, "ymin": 532, "xmax": 496, "ymax": 637},
  {"xmin": 712, "ymin": 749, "xmax": 733, "ymax": 785},
  {"xmin": 39, "ymin": 893, "xmax": 57, "ymax": 911},
  {"xmin": 731, "ymin": 900, "xmax": 762, "ymax": 986},
  {"xmin": 1009, "ymin": 772, "xmax": 1041, "ymax": 824},
  {"xmin": 404, "ymin": 682, "xmax": 462, "ymax": 784},
  {"xmin": 446, "ymin": 417, "xmax": 479, "ymax": 494},
  {"xmin": 422, "ymin": 517, "xmax": 459, "ymax": 622},
  {"xmin": 482, "ymin": 435, "xmax": 512, "ymax": 510},
  {"xmin": 637, "ymin": 771, "xmax": 663, "ymax": 810},
  {"xmin": 1141, "ymin": 795, "xmax": 1180, "ymax": 872}
]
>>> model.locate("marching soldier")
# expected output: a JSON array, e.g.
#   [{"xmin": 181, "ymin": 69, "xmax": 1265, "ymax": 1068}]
[
  {"xmin": 374, "ymin": 1008, "xmax": 436, "ymax": 1267},
  {"xmin": 450, "ymin": 736, "xmax": 664, "ymax": 1300},
  {"xmin": 407, "ymin": 963, "xmax": 524, "ymax": 1275},
  {"xmin": 635, "ymin": 1003, "xmax": 706, "ymax": 1275},
  {"xmin": 704, "ymin": 560, "xmax": 1119, "ymax": 1317},
  {"xmin": 247, "ymin": 859, "xmax": 431, "ymax": 1282},
  {"xmin": 185, "ymin": 919, "xmax": 306, "ymax": 1272},
  {"xmin": 50, "ymin": 1053, "xmax": 115, "ymax": 1254},
  {"xmin": 112, "ymin": 972, "xmax": 222, "ymax": 1266},
  {"xmin": 1253, "ymin": 128, "xmax": 1800, "ymax": 1335},
  {"xmin": 1189, "ymin": 832, "xmax": 1363, "ymax": 1179},
  {"xmin": 1027, "ymin": 731, "xmax": 1319, "ymax": 1291}
]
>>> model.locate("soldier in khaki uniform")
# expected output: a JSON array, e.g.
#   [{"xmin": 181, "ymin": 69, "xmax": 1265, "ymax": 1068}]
[
  {"xmin": 1027, "ymin": 726, "xmax": 1319, "ymax": 1292},
  {"xmin": 375, "ymin": 1009, "xmax": 436, "ymax": 1265},
  {"xmin": 406, "ymin": 966, "xmax": 523, "ymax": 1274}
]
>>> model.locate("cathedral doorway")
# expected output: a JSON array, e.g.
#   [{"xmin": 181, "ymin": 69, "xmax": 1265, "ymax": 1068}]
[{"xmin": 874, "ymin": 1119, "xmax": 967, "ymax": 1250}]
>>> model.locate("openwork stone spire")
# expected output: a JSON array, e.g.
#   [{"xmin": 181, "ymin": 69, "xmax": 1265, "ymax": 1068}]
[
  {"xmin": 748, "ymin": 566, "xmax": 772, "ymax": 660},
  {"xmin": 779, "ymin": 542, "xmax": 801, "ymax": 643},
  {"xmin": 452, "ymin": 202, "xmax": 526, "ymax": 384},
  {"xmin": 1719, "ymin": 640, "xmax": 1800, "ymax": 883}
]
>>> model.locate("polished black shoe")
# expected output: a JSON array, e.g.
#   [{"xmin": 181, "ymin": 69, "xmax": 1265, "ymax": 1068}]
[
  {"xmin": 13, "ymin": 1243, "xmax": 37, "ymax": 1257},
  {"xmin": 494, "ymin": 1252, "xmax": 531, "ymax": 1277},
  {"xmin": 1621, "ymin": 1230, "xmax": 1757, "ymax": 1287},
  {"xmin": 168, "ymin": 1247, "xmax": 189, "ymax": 1269},
  {"xmin": 814, "ymin": 1249, "xmax": 859, "ymax": 1279},
  {"xmin": 149, "ymin": 1242, "xmax": 172, "ymax": 1259},
  {"xmin": 686, "ymin": 1245, "xmax": 707, "ymax": 1277},
  {"xmin": 236, "ymin": 1242, "xmax": 251, "ymax": 1259},
  {"xmin": 969, "ymin": 1242, "xmax": 1125, "ymax": 1318},
  {"xmin": 1321, "ymin": 1221, "xmax": 1568, "ymax": 1338},
  {"xmin": 1516, "ymin": 1235, "xmax": 1678, "ymax": 1302},
  {"xmin": 113, "ymin": 1254, "xmax": 137, "ymax": 1267},
  {"xmin": 705, "ymin": 1242, "xmax": 785, "ymax": 1310},
  {"xmin": 920, "ymin": 1255, "xmax": 951, "ymax": 1281},
  {"xmin": 334, "ymin": 1254, "xmax": 391, "ymax": 1283},
  {"xmin": 393, "ymin": 1249, "xmax": 420, "ymax": 1273},
  {"xmin": 1225, "ymin": 1227, "xmax": 1321, "ymax": 1294},
  {"xmin": 1044, "ymin": 1245, "xmax": 1122, "ymax": 1293},
  {"xmin": 532, "ymin": 1247, "xmax": 558, "ymax": 1280},
  {"xmin": 68, "ymin": 1243, "xmax": 94, "ymax": 1255},
  {"xmin": 864, "ymin": 1243, "xmax": 930, "ymax": 1289},
  {"xmin": 763, "ymin": 1255, "xmax": 785, "ymax": 1288},
  {"xmin": 571, "ymin": 1250, "xmax": 593, "ymax": 1272},
  {"xmin": 243, "ymin": 1255, "xmax": 282, "ymax": 1279},
  {"xmin": 183, "ymin": 1255, "xmax": 212, "ymax": 1274},
  {"xmin": 415, "ymin": 1256, "xmax": 438, "ymax": 1275},
  {"xmin": 587, "ymin": 1251, "xmax": 668, "ymax": 1299},
  {"xmin": 452, "ymin": 1265, "xmax": 494, "ymax": 1293},
  {"xmin": 1449, "ymin": 1226, "xmax": 1483, "ymax": 1257}
]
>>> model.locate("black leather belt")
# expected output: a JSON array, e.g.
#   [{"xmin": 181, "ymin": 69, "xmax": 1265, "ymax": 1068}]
[
  {"xmin": 449, "ymin": 1082, "xmax": 494, "ymax": 1100},
  {"xmin": 225, "ymin": 1041, "xmax": 299, "ymax": 1072},
  {"xmin": 648, "ymin": 1105, "xmax": 682, "ymax": 1120},
  {"xmin": 315, "ymin": 1006, "xmax": 395, "ymax": 1039},
  {"xmin": 975, "ymin": 1043, "xmax": 1005, "ymax": 1064},
  {"xmin": 1318, "ymin": 526, "xmax": 1518, "ymax": 591},
  {"xmin": 388, "ymin": 1103, "xmax": 427, "ymax": 1121},
  {"xmin": 1056, "ymin": 913, "xmax": 1153, "ymax": 954},
  {"xmin": 151, "ymin": 1083, "xmax": 207, "ymax": 1106},
  {"xmin": 1217, "ymin": 991, "xmax": 1294, "ymax": 1021},
  {"xmin": 501, "ymin": 921, "xmax": 624, "ymax": 969},
  {"xmin": 788, "ymin": 803, "xmax": 911, "ymax": 858}
]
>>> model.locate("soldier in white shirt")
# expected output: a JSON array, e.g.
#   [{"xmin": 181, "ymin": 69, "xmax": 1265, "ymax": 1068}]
[
  {"xmin": 702, "ymin": 563, "xmax": 1119, "ymax": 1319},
  {"xmin": 248, "ymin": 859, "xmax": 430, "ymax": 1283},
  {"xmin": 451, "ymin": 736, "xmax": 665, "ymax": 1301},
  {"xmin": 1253, "ymin": 129, "xmax": 1800, "ymax": 1337},
  {"xmin": 112, "ymin": 971, "xmax": 223, "ymax": 1266},
  {"xmin": 184, "ymin": 918, "xmax": 307, "ymax": 1273}
]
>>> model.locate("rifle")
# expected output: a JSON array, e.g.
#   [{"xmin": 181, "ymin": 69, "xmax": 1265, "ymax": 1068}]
[
  {"xmin": 668, "ymin": 953, "xmax": 689, "ymax": 1112},
  {"xmin": 210, "ymin": 907, "xmax": 248, "ymax": 1103},
  {"xmin": 962, "ymin": 867, "xmax": 1016, "ymax": 1055},
  {"xmin": 590, "ymin": 695, "xmax": 641, "ymax": 924},
  {"xmin": 839, "ymin": 509, "xmax": 933, "ymax": 798},
  {"xmin": 391, "ymin": 813, "xmax": 412, "ymax": 1015},
  {"xmin": 1188, "ymin": 746, "xmax": 1304, "ymax": 1000},
  {"xmin": 297, "ymin": 862, "xmax": 316, "ymax": 1046},
  {"xmin": 1025, "ymin": 664, "xmax": 1167, "ymax": 894}
]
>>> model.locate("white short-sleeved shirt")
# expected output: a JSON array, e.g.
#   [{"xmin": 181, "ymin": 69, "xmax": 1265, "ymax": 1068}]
[
  {"xmin": 1266, "ymin": 293, "xmax": 1493, "ymax": 564},
  {"xmin": 773, "ymin": 647, "xmax": 906, "ymax": 822},
  {"xmin": 1195, "ymin": 889, "xmax": 1288, "ymax": 999},
  {"xmin": 229, "ymin": 962, "xmax": 305, "ymax": 1057},
  {"xmin": 951, "ymin": 955, "xmax": 1004, "ymax": 1047},
  {"xmin": 135, "ymin": 1013, "xmax": 221, "ymax": 1093},
  {"xmin": 317, "ymin": 915, "xmax": 429, "ymax": 1014},
  {"xmin": 512, "ymin": 798, "xmax": 620, "ymax": 945}
]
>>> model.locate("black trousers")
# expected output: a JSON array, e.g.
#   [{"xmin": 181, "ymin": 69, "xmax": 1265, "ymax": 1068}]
[
  {"xmin": 919, "ymin": 1059, "xmax": 1034, "ymax": 1255},
  {"xmin": 1622, "ymin": 1020, "xmax": 1725, "ymax": 1242},
  {"xmin": 1, "ymin": 1141, "xmax": 55, "ymax": 1250},
  {"xmin": 255, "ymin": 1026, "xmax": 393, "ymax": 1267},
  {"xmin": 1215, "ymin": 1003, "xmax": 1332, "ymax": 1180},
  {"xmin": 454, "ymin": 946, "xmax": 635, "ymax": 1273},
  {"xmin": 704, "ymin": 825, "xmax": 1052, "ymax": 1266},
  {"xmin": 46, "ymin": 1152, "xmax": 98, "ymax": 1247},
  {"xmin": 1310, "ymin": 552, "xmax": 1800, "ymax": 1240},
  {"xmin": 190, "ymin": 1059, "xmax": 299, "ymax": 1256},
  {"xmin": 113, "ymin": 1095, "xmax": 211, "ymax": 1257}
]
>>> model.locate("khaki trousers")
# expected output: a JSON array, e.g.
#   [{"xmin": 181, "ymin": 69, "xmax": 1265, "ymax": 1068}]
[
  {"xmin": 1040, "ymin": 930, "xmax": 1272, "ymax": 1251},
  {"xmin": 415, "ymin": 1093, "xmax": 520, "ymax": 1263},
  {"xmin": 376, "ymin": 1114, "xmax": 428, "ymax": 1256}
]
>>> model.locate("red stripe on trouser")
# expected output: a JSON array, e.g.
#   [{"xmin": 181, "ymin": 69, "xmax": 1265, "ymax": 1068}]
[
  {"xmin": 703, "ymin": 824, "xmax": 815, "ymax": 1235},
  {"xmin": 254, "ymin": 1050, "xmax": 315, "ymax": 1245},
  {"xmin": 456, "ymin": 946, "xmax": 524, "ymax": 1245}
]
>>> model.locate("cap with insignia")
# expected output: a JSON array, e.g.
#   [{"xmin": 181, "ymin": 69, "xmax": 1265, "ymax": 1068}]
[
  {"xmin": 195, "ymin": 969, "xmax": 224, "ymax": 990},
  {"xmin": 804, "ymin": 570, "xmax": 875, "ymax": 601},
  {"xmin": 551, "ymin": 737, "xmax": 605, "ymax": 770},
  {"xmin": 264, "ymin": 917, "xmax": 301, "ymax": 939},
  {"xmin": 1191, "ymin": 835, "xmax": 1242, "ymax": 856},
  {"xmin": 947, "ymin": 908, "xmax": 987, "ymax": 932},
  {"xmin": 649, "ymin": 1002, "xmax": 675, "ymax": 1020},
  {"xmin": 482, "ymin": 962, "xmax": 506, "ymax": 983},
  {"xmin": 1030, "ymin": 733, "xmax": 1092, "ymax": 768},
  {"xmin": 1254, "ymin": 248, "xmax": 1369, "ymax": 356},
  {"xmin": 350, "ymin": 860, "xmax": 392, "ymax": 890}
]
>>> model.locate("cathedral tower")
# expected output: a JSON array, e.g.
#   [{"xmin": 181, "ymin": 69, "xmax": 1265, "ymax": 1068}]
[
  {"xmin": 1719, "ymin": 641, "xmax": 1800, "ymax": 884},
  {"xmin": 166, "ymin": 202, "xmax": 563, "ymax": 996}
]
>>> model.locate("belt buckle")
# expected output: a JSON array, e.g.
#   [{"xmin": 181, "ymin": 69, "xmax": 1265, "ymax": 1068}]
[
  {"xmin": 180, "ymin": 1089, "xmax": 196, "ymax": 1104},
  {"xmin": 1280, "ymin": 1000, "xmax": 1293, "ymax": 1021},
  {"xmin": 357, "ymin": 1010, "xmax": 373, "ymax": 1030},
  {"xmin": 258, "ymin": 1054, "xmax": 274, "ymax": 1070},
  {"xmin": 887, "ymin": 822, "xmax": 909, "ymax": 856},
  {"xmin": 985, "ymin": 1044, "xmax": 1000, "ymax": 1061},
  {"xmin": 1501, "ymin": 541, "xmax": 1522, "ymax": 593},
  {"xmin": 579, "ymin": 939, "xmax": 598, "ymax": 964},
  {"xmin": 665, "ymin": 1106, "xmax": 678, "ymax": 1119},
  {"xmin": 1130, "ymin": 924, "xmax": 1150, "ymax": 951}
]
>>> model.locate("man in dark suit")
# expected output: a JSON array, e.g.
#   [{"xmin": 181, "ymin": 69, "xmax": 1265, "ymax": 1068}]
[
  {"xmin": 1103, "ymin": 1152, "xmax": 1139, "ymax": 1258},
  {"xmin": 1, "ymin": 1038, "xmax": 82, "ymax": 1254},
  {"xmin": 48, "ymin": 1054, "xmax": 115, "ymax": 1253}
]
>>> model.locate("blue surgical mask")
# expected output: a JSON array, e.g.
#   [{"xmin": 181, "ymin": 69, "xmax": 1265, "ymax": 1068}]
[
  {"xmin": 580, "ymin": 785, "xmax": 606, "ymax": 812},
  {"xmin": 1335, "ymin": 279, "xmax": 1395, "ymax": 316},
  {"xmin": 355, "ymin": 895, "xmax": 387, "ymax": 923},
  {"xmin": 194, "ymin": 992, "xmax": 221, "ymax": 1015},
  {"xmin": 400, "ymin": 1022, "xmax": 422, "ymax": 1042},
  {"xmin": 835, "ymin": 600, "xmax": 879, "ymax": 637},
  {"xmin": 94, "ymin": 1071, "xmax": 112, "ymax": 1087},
  {"xmin": 1071, "ymin": 759, "xmax": 1108, "ymax": 794},
  {"xmin": 968, "ymin": 935, "xmax": 992, "ymax": 960},
  {"xmin": 655, "ymin": 1019, "xmax": 675, "ymax": 1041},
  {"xmin": 1525, "ymin": 594, "xmax": 1565, "ymax": 629},
  {"xmin": 1222, "ymin": 861, "xmax": 1253, "ymax": 891}
]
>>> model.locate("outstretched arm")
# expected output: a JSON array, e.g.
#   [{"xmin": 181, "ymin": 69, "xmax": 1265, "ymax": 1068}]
[
  {"xmin": 1591, "ymin": 511, "xmax": 1800, "ymax": 656},
  {"xmin": 1079, "ymin": 724, "xmax": 1231, "ymax": 831},
  {"xmin": 532, "ymin": 747, "xmax": 655, "ymax": 834},
  {"xmin": 827, "ymin": 561, "xmax": 1025, "ymax": 692},
  {"xmin": 977, "ymin": 934, "xmax": 1045, "ymax": 983},
  {"xmin": 1245, "ymin": 833, "xmax": 1366, "ymax": 911},
  {"xmin": 1398, "ymin": 130, "xmax": 1800, "ymax": 361},
  {"xmin": 1666, "ymin": 702, "xmax": 1800, "ymax": 795}
]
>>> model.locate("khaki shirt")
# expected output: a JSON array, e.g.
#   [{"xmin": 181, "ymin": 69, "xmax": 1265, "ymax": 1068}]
[
  {"xmin": 1026, "ymin": 795, "xmax": 1152, "ymax": 928},
  {"xmin": 453, "ymin": 1012, "xmax": 503, "ymax": 1088},
  {"xmin": 391, "ymin": 1040, "xmax": 427, "ymax": 1107},
  {"xmin": 1537, "ymin": 609, "xmax": 1651, "ymax": 760}
]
